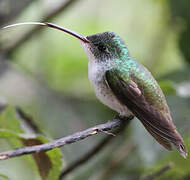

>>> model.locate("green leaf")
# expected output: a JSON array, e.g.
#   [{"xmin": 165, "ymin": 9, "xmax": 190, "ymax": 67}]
[
  {"xmin": 0, "ymin": 105, "xmax": 23, "ymax": 133},
  {"xmin": 21, "ymin": 136, "xmax": 62, "ymax": 180},
  {"xmin": 0, "ymin": 174, "xmax": 9, "ymax": 180},
  {"xmin": 0, "ymin": 105, "xmax": 63, "ymax": 180}
]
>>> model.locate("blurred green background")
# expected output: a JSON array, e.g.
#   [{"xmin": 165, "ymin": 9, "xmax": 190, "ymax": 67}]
[{"xmin": 0, "ymin": 0, "xmax": 190, "ymax": 179}]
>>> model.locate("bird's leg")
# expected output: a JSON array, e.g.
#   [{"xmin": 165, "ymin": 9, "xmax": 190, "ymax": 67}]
[{"xmin": 115, "ymin": 114, "xmax": 134, "ymax": 121}]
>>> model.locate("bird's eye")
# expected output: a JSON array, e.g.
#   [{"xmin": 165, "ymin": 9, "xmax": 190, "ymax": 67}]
[{"xmin": 98, "ymin": 45, "xmax": 107, "ymax": 52}]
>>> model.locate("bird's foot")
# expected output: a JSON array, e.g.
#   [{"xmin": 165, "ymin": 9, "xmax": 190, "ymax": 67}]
[{"xmin": 115, "ymin": 114, "xmax": 134, "ymax": 121}]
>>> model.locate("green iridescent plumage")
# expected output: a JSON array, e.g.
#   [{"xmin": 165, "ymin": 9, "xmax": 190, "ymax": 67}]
[
  {"xmin": 115, "ymin": 58, "xmax": 166, "ymax": 109},
  {"xmin": 85, "ymin": 32, "xmax": 187, "ymax": 158}
]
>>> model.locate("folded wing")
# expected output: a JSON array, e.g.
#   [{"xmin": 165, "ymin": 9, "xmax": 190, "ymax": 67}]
[{"xmin": 105, "ymin": 68, "xmax": 187, "ymax": 158}]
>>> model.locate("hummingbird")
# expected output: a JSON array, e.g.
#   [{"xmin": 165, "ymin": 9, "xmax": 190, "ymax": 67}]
[{"xmin": 3, "ymin": 22, "xmax": 187, "ymax": 158}]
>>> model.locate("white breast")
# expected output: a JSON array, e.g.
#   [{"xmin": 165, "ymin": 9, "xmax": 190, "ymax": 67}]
[{"xmin": 88, "ymin": 60, "xmax": 132, "ymax": 116}]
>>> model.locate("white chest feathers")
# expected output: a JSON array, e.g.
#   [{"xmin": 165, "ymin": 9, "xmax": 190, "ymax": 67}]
[{"xmin": 88, "ymin": 60, "xmax": 132, "ymax": 116}]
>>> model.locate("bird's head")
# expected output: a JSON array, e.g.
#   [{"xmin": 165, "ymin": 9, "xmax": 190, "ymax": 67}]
[{"xmin": 81, "ymin": 32, "xmax": 129, "ymax": 62}]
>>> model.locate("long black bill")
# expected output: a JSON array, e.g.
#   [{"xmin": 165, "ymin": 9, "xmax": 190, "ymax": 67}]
[{"xmin": 2, "ymin": 22, "xmax": 90, "ymax": 43}]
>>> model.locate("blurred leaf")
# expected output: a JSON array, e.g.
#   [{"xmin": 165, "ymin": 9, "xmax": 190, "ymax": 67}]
[
  {"xmin": 159, "ymin": 80, "xmax": 176, "ymax": 95},
  {"xmin": 0, "ymin": 174, "xmax": 9, "ymax": 180},
  {"xmin": 179, "ymin": 25, "xmax": 190, "ymax": 65},
  {"xmin": 0, "ymin": 105, "xmax": 23, "ymax": 133},
  {"xmin": 0, "ymin": 106, "xmax": 62, "ymax": 180},
  {"xmin": 169, "ymin": 0, "xmax": 190, "ymax": 65}
]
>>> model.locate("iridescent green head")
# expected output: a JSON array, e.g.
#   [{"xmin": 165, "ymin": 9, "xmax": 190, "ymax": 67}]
[{"xmin": 81, "ymin": 32, "xmax": 129, "ymax": 62}]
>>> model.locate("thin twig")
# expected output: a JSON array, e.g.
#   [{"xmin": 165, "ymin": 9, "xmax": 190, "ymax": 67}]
[
  {"xmin": 0, "ymin": 0, "xmax": 36, "ymax": 26},
  {"xmin": 59, "ymin": 116, "xmax": 132, "ymax": 179},
  {"xmin": 0, "ymin": 117, "xmax": 133, "ymax": 160},
  {"xmin": 3, "ymin": 0, "xmax": 79, "ymax": 55},
  {"xmin": 143, "ymin": 162, "xmax": 174, "ymax": 180}
]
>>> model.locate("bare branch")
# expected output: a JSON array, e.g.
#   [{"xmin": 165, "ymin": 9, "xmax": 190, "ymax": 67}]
[
  {"xmin": 0, "ymin": 116, "xmax": 133, "ymax": 160},
  {"xmin": 143, "ymin": 162, "xmax": 174, "ymax": 180},
  {"xmin": 0, "ymin": 0, "xmax": 36, "ymax": 26},
  {"xmin": 59, "ymin": 116, "xmax": 132, "ymax": 179},
  {"xmin": 3, "ymin": 0, "xmax": 79, "ymax": 55}
]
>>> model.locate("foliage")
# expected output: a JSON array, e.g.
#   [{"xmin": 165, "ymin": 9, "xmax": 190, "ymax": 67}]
[{"xmin": 0, "ymin": 106, "xmax": 62, "ymax": 180}]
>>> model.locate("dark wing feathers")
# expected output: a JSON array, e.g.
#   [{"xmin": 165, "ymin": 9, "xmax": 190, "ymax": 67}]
[
  {"xmin": 141, "ymin": 120, "xmax": 172, "ymax": 150},
  {"xmin": 105, "ymin": 69, "xmax": 187, "ymax": 158}
]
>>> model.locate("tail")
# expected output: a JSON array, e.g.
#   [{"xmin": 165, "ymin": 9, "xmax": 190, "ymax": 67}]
[
  {"xmin": 173, "ymin": 130, "xmax": 187, "ymax": 158},
  {"xmin": 141, "ymin": 120, "xmax": 187, "ymax": 158}
]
